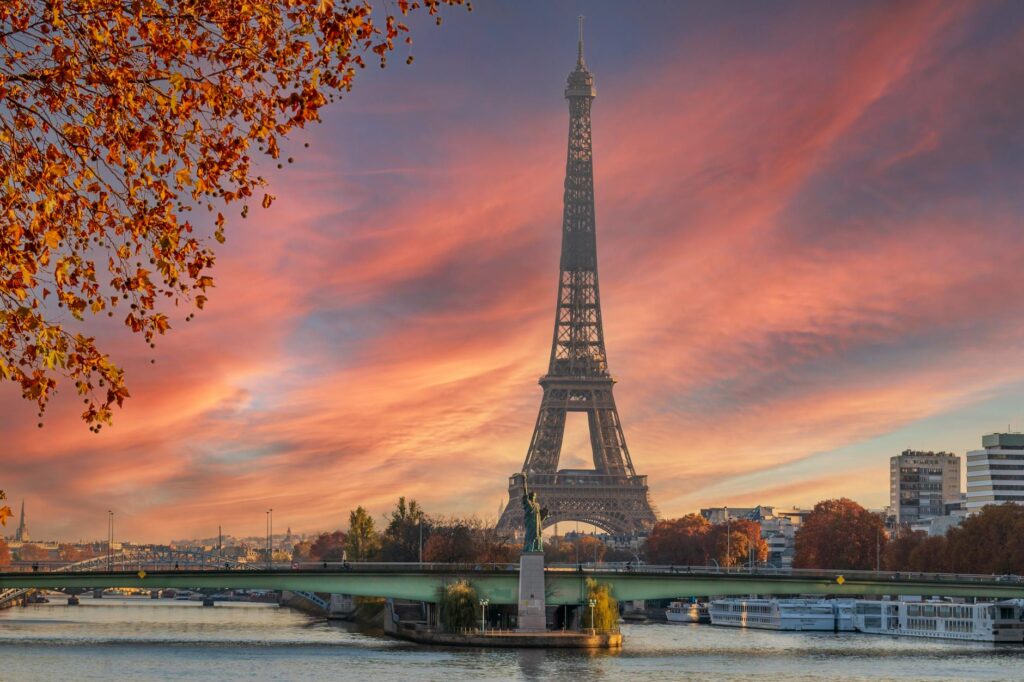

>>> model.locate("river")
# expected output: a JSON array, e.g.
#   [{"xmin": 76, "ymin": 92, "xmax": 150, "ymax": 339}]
[{"xmin": 2, "ymin": 596, "xmax": 1023, "ymax": 681}]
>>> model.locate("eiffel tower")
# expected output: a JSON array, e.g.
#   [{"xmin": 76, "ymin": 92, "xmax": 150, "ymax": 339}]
[{"xmin": 497, "ymin": 20, "xmax": 658, "ymax": 538}]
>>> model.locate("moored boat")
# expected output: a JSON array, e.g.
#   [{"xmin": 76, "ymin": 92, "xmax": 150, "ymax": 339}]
[
  {"xmin": 709, "ymin": 598, "xmax": 840, "ymax": 631},
  {"xmin": 665, "ymin": 600, "xmax": 709, "ymax": 624},
  {"xmin": 852, "ymin": 598, "xmax": 1024, "ymax": 643}
]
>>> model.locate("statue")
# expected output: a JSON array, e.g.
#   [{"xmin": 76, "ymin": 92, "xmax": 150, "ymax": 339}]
[{"xmin": 521, "ymin": 479, "xmax": 547, "ymax": 553}]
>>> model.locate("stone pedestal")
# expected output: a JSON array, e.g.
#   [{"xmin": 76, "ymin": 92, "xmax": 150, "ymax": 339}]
[{"xmin": 517, "ymin": 551, "xmax": 546, "ymax": 631}]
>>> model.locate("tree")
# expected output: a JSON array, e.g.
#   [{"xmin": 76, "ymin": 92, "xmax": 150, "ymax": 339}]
[
  {"xmin": 944, "ymin": 503, "xmax": 1024, "ymax": 574},
  {"xmin": 882, "ymin": 529, "xmax": 927, "ymax": 571},
  {"xmin": 17, "ymin": 542, "xmax": 50, "ymax": 561},
  {"xmin": 707, "ymin": 519, "xmax": 768, "ymax": 568},
  {"xmin": 437, "ymin": 580, "xmax": 477, "ymax": 632},
  {"xmin": 421, "ymin": 517, "xmax": 478, "ymax": 563},
  {"xmin": 57, "ymin": 543, "xmax": 95, "ymax": 562},
  {"xmin": 645, "ymin": 514, "xmax": 710, "ymax": 565},
  {"xmin": 381, "ymin": 496, "xmax": 427, "ymax": 562},
  {"xmin": 793, "ymin": 498, "xmax": 887, "ymax": 570},
  {"xmin": 474, "ymin": 524, "xmax": 517, "ymax": 564},
  {"xmin": 291, "ymin": 539, "xmax": 313, "ymax": 562},
  {"xmin": 309, "ymin": 530, "xmax": 346, "ymax": 561},
  {"xmin": 906, "ymin": 535, "xmax": 948, "ymax": 573},
  {"xmin": 582, "ymin": 578, "xmax": 618, "ymax": 631},
  {"xmin": 0, "ymin": 0, "xmax": 467, "ymax": 427},
  {"xmin": 345, "ymin": 506, "xmax": 380, "ymax": 561},
  {"xmin": 0, "ymin": 539, "xmax": 10, "ymax": 566}
]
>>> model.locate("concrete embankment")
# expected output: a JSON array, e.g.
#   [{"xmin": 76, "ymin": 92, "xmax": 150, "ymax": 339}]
[{"xmin": 388, "ymin": 621, "xmax": 623, "ymax": 649}]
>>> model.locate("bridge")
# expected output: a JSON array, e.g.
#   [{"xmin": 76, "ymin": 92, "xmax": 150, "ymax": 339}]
[
  {"xmin": 1, "ymin": 544, "xmax": 319, "ymax": 606},
  {"xmin": 4, "ymin": 564, "xmax": 1024, "ymax": 605}
]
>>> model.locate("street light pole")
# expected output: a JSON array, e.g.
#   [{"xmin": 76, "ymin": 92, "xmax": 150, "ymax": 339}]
[
  {"xmin": 588, "ymin": 598, "xmax": 597, "ymax": 633},
  {"xmin": 479, "ymin": 598, "xmax": 489, "ymax": 633},
  {"xmin": 418, "ymin": 518, "xmax": 423, "ymax": 564},
  {"xmin": 107, "ymin": 510, "xmax": 113, "ymax": 572},
  {"xmin": 725, "ymin": 506, "xmax": 730, "ymax": 572},
  {"xmin": 266, "ymin": 509, "xmax": 273, "ymax": 570}
]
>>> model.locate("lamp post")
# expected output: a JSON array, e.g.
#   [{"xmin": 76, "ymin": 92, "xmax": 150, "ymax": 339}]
[
  {"xmin": 479, "ymin": 598, "xmax": 489, "ymax": 633},
  {"xmin": 418, "ymin": 517, "xmax": 423, "ymax": 564},
  {"xmin": 266, "ymin": 508, "xmax": 273, "ymax": 570},
  {"xmin": 725, "ymin": 506, "xmax": 730, "ymax": 573},
  {"xmin": 107, "ymin": 510, "xmax": 113, "ymax": 572},
  {"xmin": 588, "ymin": 598, "xmax": 597, "ymax": 633}
]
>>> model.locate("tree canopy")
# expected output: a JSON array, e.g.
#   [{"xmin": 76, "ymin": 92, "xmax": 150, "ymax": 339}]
[
  {"xmin": 0, "ymin": 0, "xmax": 465, "ymax": 428},
  {"xmin": 645, "ymin": 513, "xmax": 768, "ymax": 567},
  {"xmin": 345, "ymin": 505, "xmax": 380, "ymax": 560},
  {"xmin": 793, "ymin": 498, "xmax": 887, "ymax": 570}
]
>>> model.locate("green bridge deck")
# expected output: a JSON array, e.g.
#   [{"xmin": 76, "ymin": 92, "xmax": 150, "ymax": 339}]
[{"xmin": 4, "ymin": 567, "xmax": 1024, "ymax": 604}]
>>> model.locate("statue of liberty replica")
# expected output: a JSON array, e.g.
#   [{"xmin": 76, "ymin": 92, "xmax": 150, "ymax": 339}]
[
  {"xmin": 517, "ymin": 478, "xmax": 547, "ymax": 630},
  {"xmin": 521, "ymin": 481, "xmax": 547, "ymax": 553}
]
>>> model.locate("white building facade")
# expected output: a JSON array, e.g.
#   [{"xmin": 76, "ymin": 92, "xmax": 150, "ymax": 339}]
[{"xmin": 966, "ymin": 433, "xmax": 1024, "ymax": 512}]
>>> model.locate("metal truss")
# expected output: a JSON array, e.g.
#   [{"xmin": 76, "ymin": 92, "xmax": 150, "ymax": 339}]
[{"xmin": 498, "ymin": 29, "xmax": 657, "ymax": 538}]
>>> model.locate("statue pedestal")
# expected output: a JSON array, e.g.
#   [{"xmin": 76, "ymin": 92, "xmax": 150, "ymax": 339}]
[{"xmin": 517, "ymin": 551, "xmax": 546, "ymax": 631}]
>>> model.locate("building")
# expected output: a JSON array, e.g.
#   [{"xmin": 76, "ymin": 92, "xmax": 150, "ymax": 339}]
[
  {"xmin": 699, "ymin": 506, "xmax": 811, "ymax": 568},
  {"xmin": 890, "ymin": 450, "xmax": 961, "ymax": 524},
  {"xmin": 966, "ymin": 433, "xmax": 1024, "ymax": 513},
  {"xmin": 14, "ymin": 499, "xmax": 28, "ymax": 543},
  {"xmin": 699, "ymin": 506, "xmax": 775, "ymax": 524}
]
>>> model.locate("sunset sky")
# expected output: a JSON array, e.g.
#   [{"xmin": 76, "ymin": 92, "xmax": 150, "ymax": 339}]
[{"xmin": 3, "ymin": 0, "xmax": 1024, "ymax": 543}]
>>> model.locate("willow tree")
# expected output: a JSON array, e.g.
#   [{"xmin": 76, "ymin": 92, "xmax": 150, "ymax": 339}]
[
  {"xmin": 438, "ymin": 580, "xmax": 477, "ymax": 632},
  {"xmin": 581, "ymin": 578, "xmax": 618, "ymax": 631},
  {"xmin": 0, "ymin": 0, "xmax": 466, "ymax": 429}
]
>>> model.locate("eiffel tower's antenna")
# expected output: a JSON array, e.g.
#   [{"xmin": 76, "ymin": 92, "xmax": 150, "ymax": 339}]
[{"xmin": 577, "ymin": 15, "xmax": 585, "ymax": 68}]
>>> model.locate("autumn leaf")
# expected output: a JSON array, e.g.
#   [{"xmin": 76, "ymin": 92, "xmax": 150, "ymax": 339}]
[
  {"xmin": 0, "ymin": 505, "xmax": 11, "ymax": 527},
  {"xmin": 0, "ymin": 0, "xmax": 468, "ymax": 428}
]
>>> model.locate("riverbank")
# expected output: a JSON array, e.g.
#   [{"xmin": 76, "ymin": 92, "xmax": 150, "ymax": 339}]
[{"xmin": 387, "ymin": 620, "xmax": 622, "ymax": 649}]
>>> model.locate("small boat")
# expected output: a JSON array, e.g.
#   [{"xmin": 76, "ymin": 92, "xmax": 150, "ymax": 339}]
[{"xmin": 666, "ymin": 600, "xmax": 709, "ymax": 624}]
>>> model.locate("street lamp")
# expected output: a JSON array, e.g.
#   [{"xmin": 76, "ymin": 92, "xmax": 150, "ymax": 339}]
[
  {"xmin": 479, "ymin": 598, "xmax": 489, "ymax": 633},
  {"xmin": 417, "ymin": 517, "xmax": 423, "ymax": 564},
  {"xmin": 266, "ymin": 509, "xmax": 273, "ymax": 570},
  {"xmin": 725, "ymin": 506, "xmax": 730, "ymax": 572},
  {"xmin": 588, "ymin": 598, "xmax": 597, "ymax": 633},
  {"xmin": 107, "ymin": 510, "xmax": 114, "ymax": 572}
]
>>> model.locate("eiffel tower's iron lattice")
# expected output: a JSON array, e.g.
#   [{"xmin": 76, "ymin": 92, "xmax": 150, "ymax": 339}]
[{"xmin": 497, "ymin": 21, "xmax": 658, "ymax": 538}]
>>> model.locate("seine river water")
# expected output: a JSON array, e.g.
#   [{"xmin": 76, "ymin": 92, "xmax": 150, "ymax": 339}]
[{"xmin": 2, "ymin": 596, "xmax": 1024, "ymax": 681}]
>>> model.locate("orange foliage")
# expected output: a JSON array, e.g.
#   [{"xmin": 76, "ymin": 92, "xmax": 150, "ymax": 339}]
[
  {"xmin": 793, "ymin": 498, "xmax": 887, "ymax": 570},
  {"xmin": 646, "ymin": 514, "xmax": 768, "ymax": 567},
  {"xmin": 0, "ymin": 0, "xmax": 467, "ymax": 427},
  {"xmin": 0, "ymin": 489, "xmax": 10, "ymax": 526},
  {"xmin": 645, "ymin": 514, "xmax": 710, "ymax": 565},
  {"xmin": 0, "ymin": 539, "xmax": 10, "ymax": 566}
]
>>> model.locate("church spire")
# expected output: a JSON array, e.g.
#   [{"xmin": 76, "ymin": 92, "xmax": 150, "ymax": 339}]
[{"xmin": 15, "ymin": 499, "xmax": 28, "ymax": 542}]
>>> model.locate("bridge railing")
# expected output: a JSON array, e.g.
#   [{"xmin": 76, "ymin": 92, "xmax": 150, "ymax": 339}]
[
  {"xmin": 550, "ymin": 563, "xmax": 1024, "ymax": 585},
  {"xmin": 4, "ymin": 559, "xmax": 1023, "ymax": 587}
]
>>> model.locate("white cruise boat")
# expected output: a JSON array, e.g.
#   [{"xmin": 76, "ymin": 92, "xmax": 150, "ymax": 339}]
[
  {"xmin": 852, "ymin": 599, "xmax": 1024, "ymax": 643},
  {"xmin": 665, "ymin": 601, "xmax": 709, "ymax": 624},
  {"xmin": 709, "ymin": 598, "xmax": 840, "ymax": 631}
]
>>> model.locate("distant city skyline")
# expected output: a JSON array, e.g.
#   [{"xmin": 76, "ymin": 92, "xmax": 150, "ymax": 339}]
[{"xmin": 3, "ymin": 1, "xmax": 1024, "ymax": 542}]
